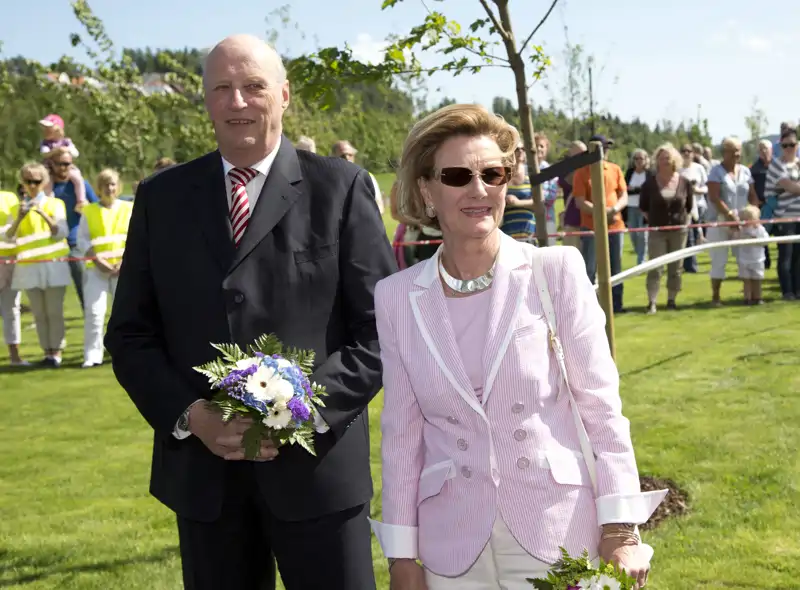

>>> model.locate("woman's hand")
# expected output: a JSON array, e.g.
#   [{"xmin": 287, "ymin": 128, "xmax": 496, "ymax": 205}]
[
  {"xmin": 389, "ymin": 559, "xmax": 427, "ymax": 590},
  {"xmin": 506, "ymin": 194, "xmax": 521, "ymax": 207},
  {"xmin": 599, "ymin": 538, "xmax": 649, "ymax": 589}
]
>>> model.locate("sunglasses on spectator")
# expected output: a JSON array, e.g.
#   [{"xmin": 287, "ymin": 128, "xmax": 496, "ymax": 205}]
[
  {"xmin": 339, "ymin": 153, "xmax": 355, "ymax": 159},
  {"xmin": 436, "ymin": 166, "xmax": 511, "ymax": 188},
  {"xmin": 23, "ymin": 178, "xmax": 43, "ymax": 186},
  {"xmin": 53, "ymin": 161, "xmax": 72, "ymax": 167},
  {"xmin": 781, "ymin": 143, "xmax": 797, "ymax": 149}
]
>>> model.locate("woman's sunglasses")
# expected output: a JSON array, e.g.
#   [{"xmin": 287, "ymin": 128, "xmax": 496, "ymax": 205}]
[
  {"xmin": 436, "ymin": 166, "xmax": 511, "ymax": 188},
  {"xmin": 23, "ymin": 178, "xmax": 43, "ymax": 186},
  {"xmin": 781, "ymin": 142, "xmax": 797, "ymax": 149}
]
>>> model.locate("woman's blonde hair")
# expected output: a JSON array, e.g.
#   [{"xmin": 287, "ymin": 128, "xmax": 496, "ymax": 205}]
[
  {"xmin": 652, "ymin": 143, "xmax": 682, "ymax": 173},
  {"xmin": 721, "ymin": 136, "xmax": 743, "ymax": 152},
  {"xmin": 96, "ymin": 168, "xmax": 120, "ymax": 197},
  {"xmin": 18, "ymin": 162, "xmax": 50, "ymax": 188},
  {"xmin": 396, "ymin": 104, "xmax": 519, "ymax": 228},
  {"xmin": 740, "ymin": 204, "xmax": 761, "ymax": 222}
]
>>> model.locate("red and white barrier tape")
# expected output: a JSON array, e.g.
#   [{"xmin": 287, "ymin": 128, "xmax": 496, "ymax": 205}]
[{"xmin": 393, "ymin": 216, "xmax": 800, "ymax": 247}]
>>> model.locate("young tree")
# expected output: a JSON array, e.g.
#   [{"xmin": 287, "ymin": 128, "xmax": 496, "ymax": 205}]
[
  {"xmin": 744, "ymin": 96, "xmax": 768, "ymax": 161},
  {"xmin": 291, "ymin": 0, "xmax": 561, "ymax": 245}
]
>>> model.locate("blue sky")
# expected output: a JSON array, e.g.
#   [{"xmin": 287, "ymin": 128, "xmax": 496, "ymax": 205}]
[{"xmin": 3, "ymin": 0, "xmax": 798, "ymax": 143}]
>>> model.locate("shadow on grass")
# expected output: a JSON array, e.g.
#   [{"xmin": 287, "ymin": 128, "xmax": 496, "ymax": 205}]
[
  {"xmin": 0, "ymin": 546, "xmax": 179, "ymax": 587},
  {"xmin": 620, "ymin": 324, "xmax": 785, "ymax": 378}
]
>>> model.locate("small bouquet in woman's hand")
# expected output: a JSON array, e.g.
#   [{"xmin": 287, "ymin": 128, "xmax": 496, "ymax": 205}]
[
  {"xmin": 193, "ymin": 334, "xmax": 326, "ymax": 460},
  {"xmin": 528, "ymin": 547, "xmax": 636, "ymax": 590}
]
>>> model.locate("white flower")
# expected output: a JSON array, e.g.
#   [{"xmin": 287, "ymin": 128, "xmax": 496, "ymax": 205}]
[
  {"xmin": 576, "ymin": 575, "xmax": 621, "ymax": 590},
  {"xmin": 263, "ymin": 402, "xmax": 293, "ymax": 429},
  {"xmin": 246, "ymin": 365, "xmax": 294, "ymax": 403},
  {"xmin": 235, "ymin": 357, "xmax": 259, "ymax": 370},
  {"xmin": 274, "ymin": 358, "xmax": 293, "ymax": 370}
]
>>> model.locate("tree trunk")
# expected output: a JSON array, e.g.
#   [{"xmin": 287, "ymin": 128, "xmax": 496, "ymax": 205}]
[{"xmin": 494, "ymin": 0, "xmax": 550, "ymax": 247}]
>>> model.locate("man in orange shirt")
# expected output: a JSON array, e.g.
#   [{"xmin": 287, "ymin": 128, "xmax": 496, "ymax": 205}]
[{"xmin": 572, "ymin": 135, "xmax": 628, "ymax": 313}]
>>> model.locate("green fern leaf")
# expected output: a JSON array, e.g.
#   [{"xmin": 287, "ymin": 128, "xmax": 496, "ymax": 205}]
[
  {"xmin": 249, "ymin": 333, "xmax": 283, "ymax": 357},
  {"xmin": 210, "ymin": 342, "xmax": 247, "ymax": 363}
]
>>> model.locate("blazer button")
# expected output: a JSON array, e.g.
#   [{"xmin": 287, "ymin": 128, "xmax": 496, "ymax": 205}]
[
  {"xmin": 461, "ymin": 466, "xmax": 472, "ymax": 479},
  {"xmin": 446, "ymin": 416, "xmax": 459, "ymax": 425},
  {"xmin": 513, "ymin": 429, "xmax": 527, "ymax": 442},
  {"xmin": 233, "ymin": 293, "xmax": 244, "ymax": 304},
  {"xmin": 512, "ymin": 403, "xmax": 524, "ymax": 413},
  {"xmin": 516, "ymin": 457, "xmax": 530, "ymax": 469},
  {"xmin": 457, "ymin": 439, "xmax": 468, "ymax": 451}
]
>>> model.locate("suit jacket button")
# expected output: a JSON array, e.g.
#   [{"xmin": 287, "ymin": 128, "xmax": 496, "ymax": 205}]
[
  {"xmin": 512, "ymin": 403, "xmax": 524, "ymax": 413},
  {"xmin": 447, "ymin": 416, "xmax": 459, "ymax": 425},
  {"xmin": 513, "ymin": 429, "xmax": 527, "ymax": 441},
  {"xmin": 516, "ymin": 457, "xmax": 530, "ymax": 469},
  {"xmin": 457, "ymin": 438, "xmax": 468, "ymax": 451},
  {"xmin": 461, "ymin": 466, "xmax": 472, "ymax": 478},
  {"xmin": 233, "ymin": 293, "xmax": 244, "ymax": 304}
]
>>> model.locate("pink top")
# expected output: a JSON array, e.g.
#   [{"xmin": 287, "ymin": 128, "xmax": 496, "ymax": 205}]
[{"xmin": 445, "ymin": 288, "xmax": 492, "ymax": 401}]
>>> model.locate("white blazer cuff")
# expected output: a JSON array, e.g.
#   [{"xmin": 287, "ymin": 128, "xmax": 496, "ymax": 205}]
[
  {"xmin": 596, "ymin": 489, "xmax": 669, "ymax": 525},
  {"xmin": 368, "ymin": 518, "xmax": 418, "ymax": 559}
]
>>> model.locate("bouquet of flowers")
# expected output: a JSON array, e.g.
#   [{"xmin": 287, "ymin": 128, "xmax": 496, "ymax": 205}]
[
  {"xmin": 528, "ymin": 548, "xmax": 636, "ymax": 590},
  {"xmin": 193, "ymin": 334, "xmax": 326, "ymax": 460}
]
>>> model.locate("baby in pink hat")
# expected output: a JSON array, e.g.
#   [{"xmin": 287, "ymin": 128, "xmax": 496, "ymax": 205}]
[{"xmin": 39, "ymin": 113, "xmax": 87, "ymax": 207}]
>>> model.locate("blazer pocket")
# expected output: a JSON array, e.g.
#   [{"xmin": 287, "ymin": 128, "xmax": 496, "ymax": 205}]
[
  {"xmin": 293, "ymin": 243, "xmax": 339, "ymax": 264},
  {"xmin": 418, "ymin": 459, "xmax": 456, "ymax": 504},
  {"xmin": 545, "ymin": 448, "xmax": 590, "ymax": 487}
]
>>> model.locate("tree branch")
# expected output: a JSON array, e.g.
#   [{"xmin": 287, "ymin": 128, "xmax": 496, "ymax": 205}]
[
  {"xmin": 518, "ymin": 0, "xmax": 560, "ymax": 57},
  {"xmin": 419, "ymin": 0, "xmax": 509, "ymax": 63},
  {"xmin": 478, "ymin": 0, "xmax": 510, "ymax": 41}
]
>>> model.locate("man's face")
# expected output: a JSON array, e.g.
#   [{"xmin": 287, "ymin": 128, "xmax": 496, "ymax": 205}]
[
  {"xmin": 51, "ymin": 153, "xmax": 73, "ymax": 182},
  {"xmin": 203, "ymin": 39, "xmax": 290, "ymax": 163},
  {"xmin": 336, "ymin": 143, "xmax": 356, "ymax": 162}
]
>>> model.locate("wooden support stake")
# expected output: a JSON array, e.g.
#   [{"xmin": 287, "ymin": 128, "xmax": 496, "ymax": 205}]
[{"xmin": 589, "ymin": 141, "xmax": 616, "ymax": 360}]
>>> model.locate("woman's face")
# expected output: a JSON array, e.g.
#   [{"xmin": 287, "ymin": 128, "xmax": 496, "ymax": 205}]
[
  {"xmin": 656, "ymin": 150, "xmax": 673, "ymax": 174},
  {"xmin": 633, "ymin": 153, "xmax": 647, "ymax": 171},
  {"xmin": 20, "ymin": 171, "xmax": 45, "ymax": 198},
  {"xmin": 515, "ymin": 145, "xmax": 526, "ymax": 164},
  {"xmin": 535, "ymin": 139, "xmax": 548, "ymax": 162},
  {"xmin": 419, "ymin": 134, "xmax": 509, "ymax": 242},
  {"xmin": 780, "ymin": 133, "xmax": 797, "ymax": 161},
  {"xmin": 681, "ymin": 147, "xmax": 693, "ymax": 164},
  {"xmin": 723, "ymin": 143, "xmax": 742, "ymax": 165},
  {"xmin": 99, "ymin": 177, "xmax": 119, "ymax": 199}
]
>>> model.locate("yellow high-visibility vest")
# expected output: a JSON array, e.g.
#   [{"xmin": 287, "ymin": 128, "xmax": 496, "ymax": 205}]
[
  {"xmin": 83, "ymin": 200, "xmax": 133, "ymax": 269},
  {"xmin": 10, "ymin": 196, "xmax": 69, "ymax": 263},
  {"xmin": 0, "ymin": 191, "xmax": 18, "ymax": 258}
]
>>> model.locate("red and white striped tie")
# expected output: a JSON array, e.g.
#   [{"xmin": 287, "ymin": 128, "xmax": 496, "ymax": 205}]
[{"xmin": 228, "ymin": 167, "xmax": 257, "ymax": 246}]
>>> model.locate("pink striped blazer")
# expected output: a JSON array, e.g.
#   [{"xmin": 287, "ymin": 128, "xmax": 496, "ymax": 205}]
[{"xmin": 369, "ymin": 232, "xmax": 663, "ymax": 577}]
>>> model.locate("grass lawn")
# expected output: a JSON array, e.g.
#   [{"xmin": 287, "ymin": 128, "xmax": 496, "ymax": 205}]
[{"xmin": 1, "ymin": 172, "xmax": 799, "ymax": 589}]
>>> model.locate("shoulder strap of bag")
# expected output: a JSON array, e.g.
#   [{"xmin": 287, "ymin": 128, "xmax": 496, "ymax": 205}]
[{"xmin": 531, "ymin": 251, "xmax": 598, "ymax": 494}]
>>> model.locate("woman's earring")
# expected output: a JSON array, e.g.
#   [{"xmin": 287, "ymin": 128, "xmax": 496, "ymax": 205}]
[{"xmin": 425, "ymin": 203, "xmax": 436, "ymax": 218}]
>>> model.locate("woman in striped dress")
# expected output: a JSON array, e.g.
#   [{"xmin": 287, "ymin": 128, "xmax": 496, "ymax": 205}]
[{"xmin": 500, "ymin": 139, "xmax": 536, "ymax": 241}]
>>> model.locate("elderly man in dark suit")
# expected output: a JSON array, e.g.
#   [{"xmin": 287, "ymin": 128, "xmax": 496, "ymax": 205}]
[{"xmin": 105, "ymin": 33, "xmax": 396, "ymax": 590}]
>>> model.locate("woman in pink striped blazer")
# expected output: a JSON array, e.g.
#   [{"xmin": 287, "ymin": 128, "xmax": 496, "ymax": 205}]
[{"xmin": 369, "ymin": 104, "xmax": 666, "ymax": 590}]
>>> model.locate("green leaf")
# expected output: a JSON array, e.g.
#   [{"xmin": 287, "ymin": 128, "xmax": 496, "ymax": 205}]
[
  {"xmin": 242, "ymin": 421, "xmax": 268, "ymax": 461},
  {"xmin": 249, "ymin": 333, "xmax": 284, "ymax": 357},
  {"xmin": 210, "ymin": 342, "xmax": 248, "ymax": 363}
]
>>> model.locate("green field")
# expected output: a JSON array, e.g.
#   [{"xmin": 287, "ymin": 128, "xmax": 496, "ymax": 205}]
[{"xmin": 1, "ymin": 173, "xmax": 799, "ymax": 589}]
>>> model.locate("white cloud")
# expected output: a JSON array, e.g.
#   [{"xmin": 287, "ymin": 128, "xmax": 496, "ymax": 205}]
[
  {"xmin": 740, "ymin": 35, "xmax": 772, "ymax": 53},
  {"xmin": 350, "ymin": 33, "xmax": 389, "ymax": 65}
]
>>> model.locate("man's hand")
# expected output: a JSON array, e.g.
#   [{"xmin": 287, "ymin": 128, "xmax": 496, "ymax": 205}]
[
  {"xmin": 389, "ymin": 560, "xmax": 427, "ymax": 590},
  {"xmin": 188, "ymin": 402, "xmax": 278, "ymax": 462},
  {"xmin": 599, "ymin": 538, "xmax": 648, "ymax": 589},
  {"xmin": 606, "ymin": 206, "xmax": 618, "ymax": 223}
]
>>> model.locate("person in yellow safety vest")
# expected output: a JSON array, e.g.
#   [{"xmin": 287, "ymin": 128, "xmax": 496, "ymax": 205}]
[
  {"xmin": 76, "ymin": 168, "xmax": 132, "ymax": 368},
  {"xmin": 0, "ymin": 188, "xmax": 28, "ymax": 366},
  {"xmin": 4, "ymin": 162, "xmax": 71, "ymax": 368}
]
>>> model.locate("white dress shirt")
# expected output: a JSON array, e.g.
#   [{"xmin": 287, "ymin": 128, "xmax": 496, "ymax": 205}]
[{"xmin": 173, "ymin": 142, "xmax": 329, "ymax": 439}]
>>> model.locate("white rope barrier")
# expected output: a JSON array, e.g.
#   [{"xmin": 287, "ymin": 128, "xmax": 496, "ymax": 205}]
[{"xmin": 597, "ymin": 234, "xmax": 800, "ymax": 289}]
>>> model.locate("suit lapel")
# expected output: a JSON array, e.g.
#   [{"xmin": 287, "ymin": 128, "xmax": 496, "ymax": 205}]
[
  {"xmin": 229, "ymin": 136, "xmax": 302, "ymax": 274},
  {"xmin": 409, "ymin": 248, "xmax": 487, "ymax": 423},
  {"xmin": 481, "ymin": 233, "xmax": 530, "ymax": 407},
  {"xmin": 192, "ymin": 151, "xmax": 235, "ymax": 273}
]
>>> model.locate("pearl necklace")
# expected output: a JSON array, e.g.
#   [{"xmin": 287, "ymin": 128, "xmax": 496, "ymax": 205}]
[{"xmin": 438, "ymin": 257, "xmax": 495, "ymax": 294}]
